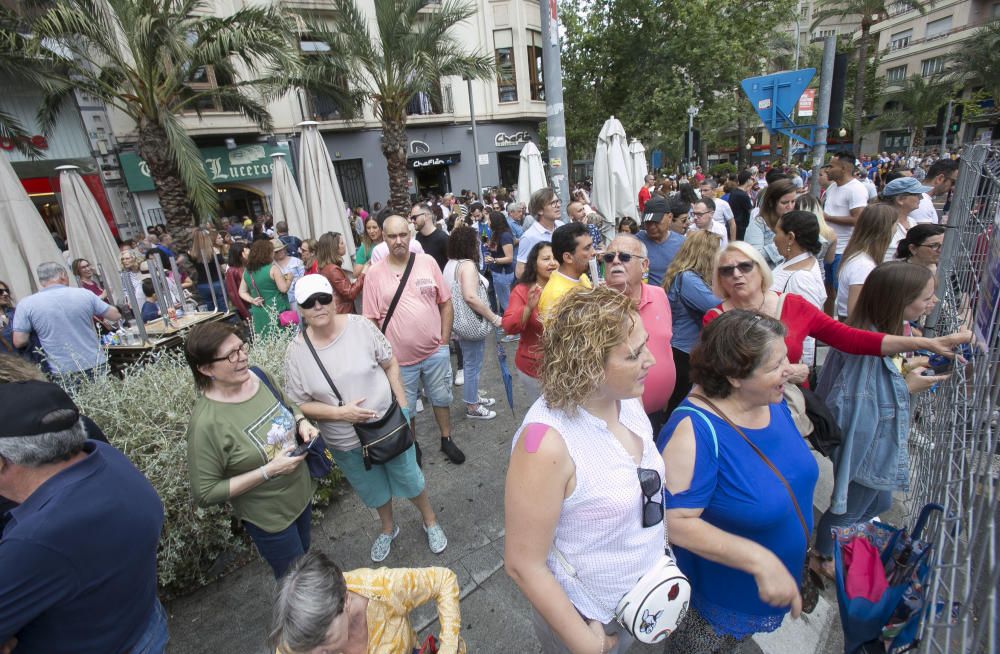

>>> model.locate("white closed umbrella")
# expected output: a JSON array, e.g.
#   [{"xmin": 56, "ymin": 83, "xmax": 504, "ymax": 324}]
[
  {"xmin": 297, "ymin": 121, "xmax": 355, "ymax": 260},
  {"xmin": 57, "ymin": 165, "xmax": 124, "ymax": 305},
  {"xmin": 591, "ymin": 117, "xmax": 633, "ymax": 228},
  {"xmin": 517, "ymin": 141, "xmax": 547, "ymax": 201},
  {"xmin": 0, "ymin": 151, "xmax": 67, "ymax": 299},
  {"xmin": 628, "ymin": 139, "xmax": 648, "ymax": 214},
  {"xmin": 269, "ymin": 153, "xmax": 309, "ymax": 240}
]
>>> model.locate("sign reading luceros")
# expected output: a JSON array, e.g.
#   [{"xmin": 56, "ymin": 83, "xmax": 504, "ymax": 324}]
[
  {"xmin": 495, "ymin": 131, "xmax": 532, "ymax": 148},
  {"xmin": 118, "ymin": 143, "xmax": 290, "ymax": 192}
]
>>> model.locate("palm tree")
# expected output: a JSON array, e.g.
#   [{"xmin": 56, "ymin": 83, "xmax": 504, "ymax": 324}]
[
  {"xmin": 23, "ymin": 0, "xmax": 300, "ymax": 233},
  {"xmin": 877, "ymin": 74, "xmax": 950, "ymax": 150},
  {"xmin": 303, "ymin": 0, "xmax": 493, "ymax": 213},
  {"xmin": 947, "ymin": 19, "xmax": 1000, "ymax": 107},
  {"xmin": 812, "ymin": 0, "xmax": 925, "ymax": 153},
  {"xmin": 0, "ymin": 7, "xmax": 50, "ymax": 157}
]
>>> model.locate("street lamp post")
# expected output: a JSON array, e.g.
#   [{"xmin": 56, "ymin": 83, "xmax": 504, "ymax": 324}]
[{"xmin": 687, "ymin": 105, "xmax": 699, "ymax": 173}]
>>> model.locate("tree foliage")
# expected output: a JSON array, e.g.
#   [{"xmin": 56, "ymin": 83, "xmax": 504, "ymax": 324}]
[
  {"xmin": 947, "ymin": 19, "xmax": 1000, "ymax": 107},
  {"xmin": 876, "ymin": 74, "xmax": 950, "ymax": 149}
]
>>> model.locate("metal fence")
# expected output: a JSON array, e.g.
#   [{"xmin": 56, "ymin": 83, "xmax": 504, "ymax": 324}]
[{"xmin": 904, "ymin": 143, "xmax": 999, "ymax": 654}]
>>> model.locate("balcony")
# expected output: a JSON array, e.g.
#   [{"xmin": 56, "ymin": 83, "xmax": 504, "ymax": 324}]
[{"xmin": 406, "ymin": 85, "xmax": 453, "ymax": 117}]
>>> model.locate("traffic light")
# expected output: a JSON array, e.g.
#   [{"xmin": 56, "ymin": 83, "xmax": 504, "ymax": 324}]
[{"xmin": 949, "ymin": 104, "xmax": 964, "ymax": 134}]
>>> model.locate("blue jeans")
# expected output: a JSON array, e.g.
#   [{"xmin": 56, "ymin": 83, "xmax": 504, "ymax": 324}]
[
  {"xmin": 400, "ymin": 345, "xmax": 454, "ymax": 410},
  {"xmin": 243, "ymin": 503, "xmax": 312, "ymax": 578},
  {"xmin": 824, "ymin": 253, "xmax": 843, "ymax": 292},
  {"xmin": 130, "ymin": 599, "xmax": 169, "ymax": 653},
  {"xmin": 458, "ymin": 338, "xmax": 485, "ymax": 406},
  {"xmin": 197, "ymin": 281, "xmax": 226, "ymax": 312},
  {"xmin": 491, "ymin": 271, "xmax": 514, "ymax": 314},
  {"xmin": 814, "ymin": 482, "xmax": 893, "ymax": 557}
]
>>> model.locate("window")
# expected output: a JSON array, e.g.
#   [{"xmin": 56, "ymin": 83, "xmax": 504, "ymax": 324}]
[
  {"xmin": 888, "ymin": 1, "xmax": 913, "ymax": 16},
  {"xmin": 186, "ymin": 66, "xmax": 232, "ymax": 112},
  {"xmin": 816, "ymin": 28, "xmax": 836, "ymax": 38},
  {"xmin": 993, "ymin": 2, "xmax": 1000, "ymax": 18},
  {"xmin": 889, "ymin": 29, "xmax": 912, "ymax": 50},
  {"xmin": 299, "ymin": 36, "xmax": 345, "ymax": 121},
  {"xmin": 494, "ymin": 29, "xmax": 517, "ymax": 103},
  {"xmin": 799, "ymin": 2, "xmax": 809, "ymax": 17},
  {"xmin": 887, "ymin": 65, "xmax": 907, "ymax": 82},
  {"xmin": 921, "ymin": 56, "xmax": 945, "ymax": 77},
  {"xmin": 527, "ymin": 30, "xmax": 544, "ymax": 101},
  {"xmin": 925, "ymin": 16, "xmax": 952, "ymax": 40}
]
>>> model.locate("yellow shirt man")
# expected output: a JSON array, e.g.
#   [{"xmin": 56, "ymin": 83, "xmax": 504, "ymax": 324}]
[{"xmin": 538, "ymin": 271, "xmax": 592, "ymax": 321}]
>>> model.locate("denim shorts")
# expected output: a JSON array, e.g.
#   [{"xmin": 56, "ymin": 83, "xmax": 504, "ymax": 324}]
[
  {"xmin": 330, "ymin": 444, "xmax": 425, "ymax": 508},
  {"xmin": 400, "ymin": 344, "xmax": 453, "ymax": 409}
]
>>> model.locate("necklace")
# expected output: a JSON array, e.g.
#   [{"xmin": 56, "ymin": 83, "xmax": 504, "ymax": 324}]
[{"xmin": 755, "ymin": 291, "xmax": 767, "ymax": 312}]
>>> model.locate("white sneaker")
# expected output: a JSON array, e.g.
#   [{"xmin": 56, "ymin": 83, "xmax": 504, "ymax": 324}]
[
  {"xmin": 477, "ymin": 397, "xmax": 497, "ymax": 407},
  {"xmin": 454, "ymin": 370, "xmax": 464, "ymax": 386},
  {"xmin": 416, "ymin": 398, "xmax": 424, "ymax": 413},
  {"xmin": 466, "ymin": 405, "xmax": 497, "ymax": 420}
]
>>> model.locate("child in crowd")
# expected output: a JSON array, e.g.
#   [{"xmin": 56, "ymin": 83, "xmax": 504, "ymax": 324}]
[{"xmin": 140, "ymin": 279, "xmax": 161, "ymax": 323}]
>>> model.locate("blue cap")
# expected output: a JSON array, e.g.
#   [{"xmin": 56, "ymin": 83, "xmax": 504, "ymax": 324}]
[{"xmin": 883, "ymin": 177, "xmax": 932, "ymax": 197}]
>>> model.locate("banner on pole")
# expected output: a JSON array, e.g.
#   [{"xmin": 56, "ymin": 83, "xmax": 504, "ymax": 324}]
[{"xmin": 798, "ymin": 89, "xmax": 816, "ymax": 117}]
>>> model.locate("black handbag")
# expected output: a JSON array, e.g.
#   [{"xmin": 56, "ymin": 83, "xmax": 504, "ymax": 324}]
[
  {"xmin": 302, "ymin": 330, "xmax": 413, "ymax": 470},
  {"xmin": 801, "ymin": 386, "xmax": 843, "ymax": 457}
]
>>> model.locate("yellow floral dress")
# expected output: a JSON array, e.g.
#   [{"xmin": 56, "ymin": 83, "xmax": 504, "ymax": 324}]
[{"xmin": 344, "ymin": 567, "xmax": 466, "ymax": 654}]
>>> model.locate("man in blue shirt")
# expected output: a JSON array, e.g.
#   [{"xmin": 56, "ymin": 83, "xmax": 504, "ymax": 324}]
[
  {"xmin": 0, "ymin": 381, "xmax": 166, "ymax": 654},
  {"xmin": 636, "ymin": 196, "xmax": 689, "ymax": 287}
]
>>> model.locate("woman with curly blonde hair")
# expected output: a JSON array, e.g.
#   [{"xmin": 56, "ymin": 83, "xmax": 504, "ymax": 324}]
[{"xmin": 504, "ymin": 285, "xmax": 665, "ymax": 654}]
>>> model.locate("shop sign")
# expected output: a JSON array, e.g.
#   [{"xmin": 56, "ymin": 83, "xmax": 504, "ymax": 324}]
[
  {"xmin": 407, "ymin": 152, "xmax": 461, "ymax": 169},
  {"xmin": 0, "ymin": 134, "xmax": 49, "ymax": 152},
  {"xmin": 495, "ymin": 131, "xmax": 532, "ymax": 148},
  {"xmin": 118, "ymin": 143, "xmax": 290, "ymax": 192}
]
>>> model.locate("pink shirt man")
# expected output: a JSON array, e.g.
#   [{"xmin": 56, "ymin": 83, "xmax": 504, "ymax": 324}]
[{"xmin": 636, "ymin": 282, "xmax": 676, "ymax": 415}]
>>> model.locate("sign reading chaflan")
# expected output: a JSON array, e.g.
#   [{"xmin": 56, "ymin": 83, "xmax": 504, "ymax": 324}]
[
  {"xmin": 495, "ymin": 131, "xmax": 532, "ymax": 148},
  {"xmin": 119, "ymin": 143, "xmax": 291, "ymax": 192}
]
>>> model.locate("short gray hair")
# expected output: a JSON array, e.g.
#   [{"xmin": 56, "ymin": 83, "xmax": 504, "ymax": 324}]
[
  {"xmin": 268, "ymin": 551, "xmax": 347, "ymax": 652},
  {"xmin": 610, "ymin": 233, "xmax": 648, "ymax": 258},
  {"xmin": 0, "ymin": 418, "xmax": 87, "ymax": 466},
  {"xmin": 36, "ymin": 261, "xmax": 68, "ymax": 284},
  {"xmin": 507, "ymin": 201, "xmax": 525, "ymax": 214}
]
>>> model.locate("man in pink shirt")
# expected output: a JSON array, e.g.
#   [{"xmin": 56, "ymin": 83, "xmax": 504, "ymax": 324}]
[
  {"xmin": 604, "ymin": 234, "xmax": 676, "ymax": 436},
  {"xmin": 363, "ymin": 215, "xmax": 465, "ymax": 464}
]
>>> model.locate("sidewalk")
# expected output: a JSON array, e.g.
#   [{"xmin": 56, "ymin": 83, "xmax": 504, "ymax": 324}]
[{"xmin": 164, "ymin": 340, "xmax": 845, "ymax": 653}]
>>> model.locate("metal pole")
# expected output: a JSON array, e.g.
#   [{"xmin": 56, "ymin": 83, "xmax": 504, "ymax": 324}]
[
  {"xmin": 95, "ymin": 263, "xmax": 112, "ymax": 306},
  {"xmin": 120, "ymin": 270, "xmax": 149, "ymax": 343},
  {"xmin": 809, "ymin": 35, "xmax": 836, "ymax": 197},
  {"xmin": 168, "ymin": 256, "xmax": 186, "ymax": 308},
  {"xmin": 198, "ymin": 250, "xmax": 221, "ymax": 313},
  {"xmin": 794, "ymin": 0, "xmax": 801, "ymax": 69},
  {"xmin": 942, "ymin": 99, "xmax": 953, "ymax": 154},
  {"xmin": 540, "ymin": 0, "xmax": 569, "ymax": 215},
  {"xmin": 466, "ymin": 79, "xmax": 485, "ymax": 197},
  {"xmin": 146, "ymin": 258, "xmax": 172, "ymax": 328}
]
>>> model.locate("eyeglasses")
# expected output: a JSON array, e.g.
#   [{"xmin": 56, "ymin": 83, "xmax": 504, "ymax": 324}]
[
  {"xmin": 718, "ymin": 261, "xmax": 756, "ymax": 277},
  {"xmin": 300, "ymin": 293, "xmax": 334, "ymax": 310},
  {"xmin": 408, "ymin": 212, "xmax": 428, "ymax": 221},
  {"xmin": 638, "ymin": 468, "xmax": 664, "ymax": 528},
  {"xmin": 601, "ymin": 251, "xmax": 645, "ymax": 264},
  {"xmin": 691, "ymin": 211, "xmax": 712, "ymax": 218},
  {"xmin": 211, "ymin": 342, "xmax": 249, "ymax": 364},
  {"xmin": 918, "ymin": 242, "xmax": 943, "ymax": 251}
]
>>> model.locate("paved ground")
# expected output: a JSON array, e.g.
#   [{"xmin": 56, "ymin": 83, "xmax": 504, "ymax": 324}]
[{"xmin": 164, "ymin": 338, "xmax": 847, "ymax": 653}]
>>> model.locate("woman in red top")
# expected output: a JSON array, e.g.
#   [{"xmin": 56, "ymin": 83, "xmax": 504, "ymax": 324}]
[
  {"xmin": 317, "ymin": 232, "xmax": 366, "ymax": 314},
  {"xmin": 223, "ymin": 243, "xmax": 252, "ymax": 321},
  {"xmin": 500, "ymin": 241, "xmax": 559, "ymax": 399},
  {"xmin": 300, "ymin": 238, "xmax": 318, "ymax": 274},
  {"xmin": 703, "ymin": 241, "xmax": 969, "ymax": 385},
  {"xmin": 71, "ymin": 258, "xmax": 108, "ymax": 301}
]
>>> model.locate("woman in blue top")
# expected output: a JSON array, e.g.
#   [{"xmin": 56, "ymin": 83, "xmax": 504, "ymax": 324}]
[
  {"xmin": 485, "ymin": 211, "xmax": 515, "ymax": 315},
  {"xmin": 658, "ymin": 310, "xmax": 819, "ymax": 652},
  {"xmin": 662, "ymin": 231, "xmax": 722, "ymax": 415}
]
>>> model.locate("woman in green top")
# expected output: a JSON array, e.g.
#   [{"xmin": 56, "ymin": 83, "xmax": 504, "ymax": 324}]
[
  {"xmin": 185, "ymin": 321, "xmax": 319, "ymax": 578},
  {"xmin": 238, "ymin": 239, "xmax": 292, "ymax": 338},
  {"xmin": 353, "ymin": 215, "xmax": 383, "ymax": 276}
]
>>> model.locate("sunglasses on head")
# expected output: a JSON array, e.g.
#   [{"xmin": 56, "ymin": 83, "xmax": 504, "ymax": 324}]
[
  {"xmin": 601, "ymin": 251, "xmax": 644, "ymax": 264},
  {"xmin": 300, "ymin": 293, "xmax": 334, "ymax": 310},
  {"xmin": 638, "ymin": 467, "xmax": 664, "ymax": 528},
  {"xmin": 718, "ymin": 261, "xmax": 755, "ymax": 277}
]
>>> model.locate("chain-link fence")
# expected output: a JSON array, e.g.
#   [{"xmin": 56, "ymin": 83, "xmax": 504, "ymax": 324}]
[{"xmin": 903, "ymin": 143, "xmax": 999, "ymax": 654}]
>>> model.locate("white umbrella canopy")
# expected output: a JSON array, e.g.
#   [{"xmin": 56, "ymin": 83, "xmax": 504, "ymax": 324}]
[
  {"xmin": 628, "ymin": 139, "xmax": 648, "ymax": 213},
  {"xmin": 297, "ymin": 121, "xmax": 355, "ymax": 259},
  {"xmin": 0, "ymin": 151, "xmax": 67, "ymax": 299},
  {"xmin": 517, "ymin": 141, "xmax": 548, "ymax": 202},
  {"xmin": 269, "ymin": 153, "xmax": 309, "ymax": 240},
  {"xmin": 58, "ymin": 165, "xmax": 124, "ymax": 305},
  {"xmin": 591, "ymin": 117, "xmax": 633, "ymax": 224}
]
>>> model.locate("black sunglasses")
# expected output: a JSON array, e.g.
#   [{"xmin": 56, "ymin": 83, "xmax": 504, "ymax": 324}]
[
  {"xmin": 718, "ymin": 261, "xmax": 755, "ymax": 277},
  {"xmin": 0, "ymin": 288, "xmax": 9, "ymax": 295},
  {"xmin": 601, "ymin": 251, "xmax": 645, "ymax": 264},
  {"xmin": 300, "ymin": 293, "xmax": 334, "ymax": 310},
  {"xmin": 638, "ymin": 467, "xmax": 664, "ymax": 528}
]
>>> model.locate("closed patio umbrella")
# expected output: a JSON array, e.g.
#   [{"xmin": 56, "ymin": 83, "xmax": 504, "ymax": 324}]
[
  {"xmin": 270, "ymin": 153, "xmax": 309, "ymax": 240},
  {"xmin": 57, "ymin": 165, "xmax": 124, "ymax": 305},
  {"xmin": 591, "ymin": 117, "xmax": 633, "ymax": 233},
  {"xmin": 0, "ymin": 151, "xmax": 67, "ymax": 299},
  {"xmin": 297, "ymin": 121, "xmax": 355, "ymax": 260},
  {"xmin": 517, "ymin": 141, "xmax": 547, "ymax": 202},
  {"xmin": 628, "ymin": 139, "xmax": 648, "ymax": 214}
]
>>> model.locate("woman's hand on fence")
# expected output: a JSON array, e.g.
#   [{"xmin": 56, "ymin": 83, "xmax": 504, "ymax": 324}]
[
  {"xmin": 905, "ymin": 367, "xmax": 949, "ymax": 394},
  {"xmin": 931, "ymin": 329, "xmax": 973, "ymax": 354}
]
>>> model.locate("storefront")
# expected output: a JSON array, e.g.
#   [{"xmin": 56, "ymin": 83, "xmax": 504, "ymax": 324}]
[
  {"xmin": 408, "ymin": 152, "xmax": 460, "ymax": 197},
  {"xmin": 119, "ymin": 142, "xmax": 290, "ymax": 229}
]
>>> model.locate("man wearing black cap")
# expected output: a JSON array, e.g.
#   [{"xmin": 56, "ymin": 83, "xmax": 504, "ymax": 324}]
[
  {"xmin": 0, "ymin": 381, "xmax": 166, "ymax": 653},
  {"xmin": 636, "ymin": 196, "xmax": 689, "ymax": 287}
]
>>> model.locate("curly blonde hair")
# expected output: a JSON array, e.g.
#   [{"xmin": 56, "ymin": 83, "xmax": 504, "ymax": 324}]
[{"xmin": 540, "ymin": 285, "xmax": 637, "ymax": 412}]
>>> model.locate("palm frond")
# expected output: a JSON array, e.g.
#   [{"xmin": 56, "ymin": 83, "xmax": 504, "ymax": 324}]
[{"xmin": 158, "ymin": 110, "xmax": 217, "ymax": 222}]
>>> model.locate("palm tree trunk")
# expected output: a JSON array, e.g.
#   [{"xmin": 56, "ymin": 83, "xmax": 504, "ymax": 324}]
[
  {"xmin": 136, "ymin": 124, "xmax": 197, "ymax": 236},
  {"xmin": 852, "ymin": 25, "xmax": 869, "ymax": 154},
  {"xmin": 381, "ymin": 116, "xmax": 411, "ymax": 214}
]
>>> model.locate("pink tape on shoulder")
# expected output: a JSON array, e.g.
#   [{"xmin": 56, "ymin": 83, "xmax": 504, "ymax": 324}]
[{"xmin": 522, "ymin": 423, "xmax": 549, "ymax": 453}]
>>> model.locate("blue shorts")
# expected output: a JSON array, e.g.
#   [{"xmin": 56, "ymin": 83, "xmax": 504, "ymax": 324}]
[
  {"xmin": 824, "ymin": 253, "xmax": 843, "ymax": 292},
  {"xmin": 330, "ymin": 444, "xmax": 425, "ymax": 508},
  {"xmin": 400, "ymin": 344, "xmax": 453, "ymax": 409}
]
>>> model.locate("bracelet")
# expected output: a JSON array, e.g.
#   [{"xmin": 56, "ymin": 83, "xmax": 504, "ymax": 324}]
[
  {"xmin": 259, "ymin": 466, "xmax": 270, "ymax": 482},
  {"xmin": 295, "ymin": 416, "xmax": 309, "ymax": 429}
]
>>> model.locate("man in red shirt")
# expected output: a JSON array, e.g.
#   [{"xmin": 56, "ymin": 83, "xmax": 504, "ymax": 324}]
[{"xmin": 637, "ymin": 174, "xmax": 655, "ymax": 213}]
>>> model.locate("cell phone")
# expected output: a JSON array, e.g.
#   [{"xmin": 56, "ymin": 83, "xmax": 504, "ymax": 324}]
[
  {"xmin": 290, "ymin": 440, "xmax": 311, "ymax": 457},
  {"xmin": 926, "ymin": 353, "xmax": 954, "ymax": 375}
]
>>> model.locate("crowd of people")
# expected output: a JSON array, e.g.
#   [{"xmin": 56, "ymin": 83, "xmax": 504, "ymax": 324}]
[{"xmin": 0, "ymin": 146, "xmax": 979, "ymax": 654}]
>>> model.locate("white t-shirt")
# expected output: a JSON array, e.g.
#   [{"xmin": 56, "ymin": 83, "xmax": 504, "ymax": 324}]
[
  {"xmin": 862, "ymin": 178, "xmax": 878, "ymax": 200},
  {"xmin": 836, "ymin": 253, "xmax": 876, "ymax": 318},
  {"xmin": 713, "ymin": 197, "xmax": 734, "ymax": 229},
  {"xmin": 886, "ymin": 217, "xmax": 916, "ymax": 262},
  {"xmin": 909, "ymin": 193, "xmax": 938, "ymax": 224},
  {"xmin": 824, "ymin": 179, "xmax": 870, "ymax": 254}
]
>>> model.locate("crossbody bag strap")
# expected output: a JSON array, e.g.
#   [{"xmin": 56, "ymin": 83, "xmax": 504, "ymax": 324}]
[
  {"xmin": 380, "ymin": 253, "xmax": 415, "ymax": 334},
  {"xmin": 247, "ymin": 270, "xmax": 262, "ymax": 298},
  {"xmin": 250, "ymin": 366, "xmax": 290, "ymax": 414},
  {"xmin": 687, "ymin": 393, "xmax": 810, "ymax": 544},
  {"xmin": 302, "ymin": 330, "xmax": 345, "ymax": 406}
]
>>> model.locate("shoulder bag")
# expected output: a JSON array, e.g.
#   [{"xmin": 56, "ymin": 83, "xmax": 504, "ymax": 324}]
[
  {"xmin": 302, "ymin": 330, "xmax": 412, "ymax": 471},
  {"xmin": 378, "ymin": 253, "xmax": 414, "ymax": 334},
  {"xmin": 251, "ymin": 366, "xmax": 333, "ymax": 478},
  {"xmin": 450, "ymin": 259, "xmax": 493, "ymax": 341},
  {"xmin": 688, "ymin": 393, "xmax": 821, "ymax": 614}
]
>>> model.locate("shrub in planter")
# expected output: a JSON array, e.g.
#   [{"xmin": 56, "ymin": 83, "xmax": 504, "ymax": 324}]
[{"xmin": 71, "ymin": 326, "xmax": 342, "ymax": 596}]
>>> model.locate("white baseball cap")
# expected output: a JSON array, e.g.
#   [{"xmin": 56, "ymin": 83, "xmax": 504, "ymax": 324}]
[{"xmin": 294, "ymin": 274, "xmax": 333, "ymax": 305}]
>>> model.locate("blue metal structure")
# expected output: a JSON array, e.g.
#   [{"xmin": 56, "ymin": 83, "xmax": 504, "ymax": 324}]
[{"xmin": 741, "ymin": 69, "xmax": 821, "ymax": 148}]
